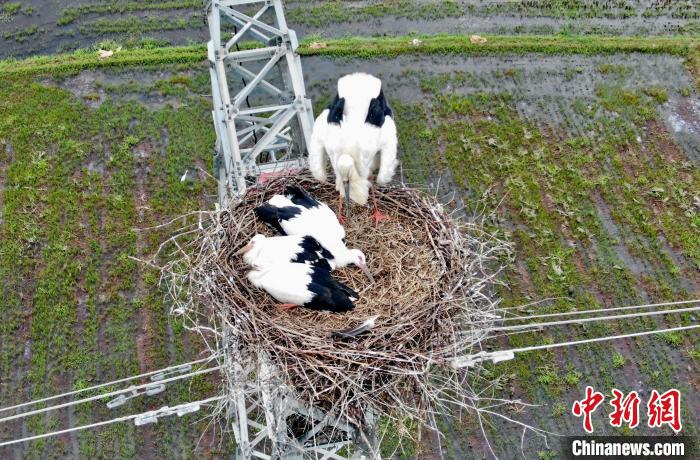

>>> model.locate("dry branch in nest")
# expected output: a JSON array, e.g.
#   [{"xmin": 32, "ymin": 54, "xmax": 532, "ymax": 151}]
[{"xmin": 157, "ymin": 172, "xmax": 520, "ymax": 453}]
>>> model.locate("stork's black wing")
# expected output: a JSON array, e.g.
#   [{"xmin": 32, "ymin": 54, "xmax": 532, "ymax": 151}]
[
  {"xmin": 304, "ymin": 283, "xmax": 355, "ymax": 313},
  {"xmin": 327, "ymin": 94, "xmax": 345, "ymax": 125},
  {"xmin": 284, "ymin": 185, "xmax": 320, "ymax": 209},
  {"xmin": 254, "ymin": 204, "xmax": 300, "ymax": 235},
  {"xmin": 310, "ymin": 266, "xmax": 359, "ymax": 300},
  {"xmin": 366, "ymin": 89, "xmax": 392, "ymax": 127},
  {"xmin": 292, "ymin": 236, "xmax": 334, "ymax": 270}
]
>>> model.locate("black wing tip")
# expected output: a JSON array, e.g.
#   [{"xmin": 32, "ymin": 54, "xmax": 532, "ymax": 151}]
[
  {"xmin": 253, "ymin": 203, "xmax": 274, "ymax": 220},
  {"xmin": 327, "ymin": 94, "xmax": 345, "ymax": 125},
  {"xmin": 285, "ymin": 185, "xmax": 319, "ymax": 209},
  {"xmin": 366, "ymin": 88, "xmax": 392, "ymax": 127},
  {"xmin": 254, "ymin": 204, "xmax": 291, "ymax": 235},
  {"xmin": 284, "ymin": 184, "xmax": 306, "ymax": 196},
  {"xmin": 306, "ymin": 272, "xmax": 358, "ymax": 313},
  {"xmin": 329, "ymin": 276, "xmax": 359, "ymax": 301}
]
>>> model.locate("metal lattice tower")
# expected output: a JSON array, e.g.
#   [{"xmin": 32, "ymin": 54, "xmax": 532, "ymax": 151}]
[
  {"xmin": 207, "ymin": 0, "xmax": 315, "ymax": 208},
  {"xmin": 205, "ymin": 1, "xmax": 379, "ymax": 458}
]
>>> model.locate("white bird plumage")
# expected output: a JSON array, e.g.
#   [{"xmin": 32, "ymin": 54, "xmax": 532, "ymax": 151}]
[
  {"xmin": 237, "ymin": 233, "xmax": 337, "ymax": 271},
  {"xmin": 247, "ymin": 263, "xmax": 315, "ymax": 307},
  {"xmin": 267, "ymin": 192, "xmax": 344, "ymax": 242},
  {"xmin": 254, "ymin": 185, "xmax": 374, "ymax": 280},
  {"xmin": 308, "ymin": 73, "xmax": 398, "ymax": 215},
  {"xmin": 247, "ymin": 262, "xmax": 358, "ymax": 312}
]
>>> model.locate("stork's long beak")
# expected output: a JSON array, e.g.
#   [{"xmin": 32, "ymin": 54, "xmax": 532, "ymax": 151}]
[
  {"xmin": 358, "ymin": 262, "xmax": 374, "ymax": 283},
  {"xmin": 236, "ymin": 242, "xmax": 254, "ymax": 255},
  {"xmin": 343, "ymin": 179, "xmax": 351, "ymax": 219}
]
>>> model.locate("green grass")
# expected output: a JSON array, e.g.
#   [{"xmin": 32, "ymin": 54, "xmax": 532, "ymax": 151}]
[
  {"xmin": 287, "ymin": 0, "xmax": 462, "ymax": 28},
  {"xmin": 0, "ymin": 2, "xmax": 22, "ymax": 15},
  {"xmin": 57, "ymin": 0, "xmax": 200, "ymax": 26},
  {"xmin": 0, "ymin": 70, "xmax": 219, "ymax": 458},
  {"xmin": 612, "ymin": 353, "xmax": 626, "ymax": 368},
  {"xmin": 642, "ymin": 86, "xmax": 670, "ymax": 103},
  {"xmin": 285, "ymin": 0, "xmax": 700, "ymax": 26},
  {"xmin": 2, "ymin": 2, "xmax": 21, "ymax": 15},
  {"xmin": 0, "ymin": 44, "xmax": 206, "ymax": 77},
  {"xmin": 3, "ymin": 25, "xmax": 40, "ymax": 43},
  {"xmin": 552, "ymin": 402, "xmax": 568, "ymax": 417},
  {"xmin": 597, "ymin": 62, "xmax": 631, "ymax": 76},
  {"xmin": 1, "ymin": 34, "xmax": 698, "ymax": 79},
  {"xmin": 77, "ymin": 15, "xmax": 201, "ymax": 36},
  {"xmin": 297, "ymin": 34, "xmax": 700, "ymax": 60},
  {"xmin": 395, "ymin": 63, "xmax": 699, "ymax": 445}
]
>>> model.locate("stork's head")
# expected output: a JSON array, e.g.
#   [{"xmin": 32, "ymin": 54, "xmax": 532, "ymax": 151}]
[
  {"xmin": 351, "ymin": 249, "xmax": 374, "ymax": 283},
  {"xmin": 336, "ymin": 248, "xmax": 374, "ymax": 283},
  {"xmin": 238, "ymin": 234, "xmax": 266, "ymax": 265}
]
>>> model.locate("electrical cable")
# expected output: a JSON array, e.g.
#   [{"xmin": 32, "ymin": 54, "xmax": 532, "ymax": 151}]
[
  {"xmin": 0, "ymin": 355, "xmax": 220, "ymax": 414},
  {"xmin": 0, "ymin": 366, "xmax": 222, "ymax": 424},
  {"xmin": 0, "ymin": 396, "xmax": 225, "ymax": 447}
]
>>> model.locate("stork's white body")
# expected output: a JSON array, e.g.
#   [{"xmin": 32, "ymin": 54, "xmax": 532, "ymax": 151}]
[
  {"xmin": 247, "ymin": 263, "xmax": 315, "ymax": 306},
  {"xmin": 242, "ymin": 234, "xmax": 336, "ymax": 270},
  {"xmin": 308, "ymin": 73, "xmax": 398, "ymax": 205},
  {"xmin": 254, "ymin": 186, "xmax": 373, "ymax": 279},
  {"xmin": 247, "ymin": 261, "xmax": 358, "ymax": 312},
  {"xmin": 268, "ymin": 194, "xmax": 345, "ymax": 245}
]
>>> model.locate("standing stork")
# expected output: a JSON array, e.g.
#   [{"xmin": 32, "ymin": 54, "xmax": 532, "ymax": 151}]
[{"xmin": 308, "ymin": 72, "xmax": 398, "ymax": 224}]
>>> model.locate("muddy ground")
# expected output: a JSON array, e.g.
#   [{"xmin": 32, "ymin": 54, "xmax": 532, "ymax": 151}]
[{"xmin": 1, "ymin": 0, "xmax": 700, "ymax": 58}]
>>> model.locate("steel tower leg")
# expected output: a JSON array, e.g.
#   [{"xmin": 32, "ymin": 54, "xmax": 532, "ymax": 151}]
[
  {"xmin": 221, "ymin": 322, "xmax": 377, "ymax": 459},
  {"xmin": 206, "ymin": 0, "xmax": 314, "ymax": 208}
]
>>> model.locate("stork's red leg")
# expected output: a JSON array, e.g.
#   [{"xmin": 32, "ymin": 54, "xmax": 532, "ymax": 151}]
[
  {"xmin": 336, "ymin": 194, "xmax": 347, "ymax": 225},
  {"xmin": 279, "ymin": 303, "xmax": 298, "ymax": 311},
  {"xmin": 371, "ymin": 184, "xmax": 389, "ymax": 226}
]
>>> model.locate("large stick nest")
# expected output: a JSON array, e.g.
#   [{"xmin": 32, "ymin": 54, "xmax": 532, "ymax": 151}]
[{"xmin": 159, "ymin": 172, "xmax": 511, "ymax": 438}]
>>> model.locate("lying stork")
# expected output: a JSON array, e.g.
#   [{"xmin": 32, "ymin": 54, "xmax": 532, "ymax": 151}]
[
  {"xmin": 237, "ymin": 234, "xmax": 336, "ymax": 271},
  {"xmin": 308, "ymin": 72, "xmax": 398, "ymax": 224},
  {"xmin": 247, "ymin": 262, "xmax": 358, "ymax": 312},
  {"xmin": 254, "ymin": 185, "xmax": 374, "ymax": 281}
]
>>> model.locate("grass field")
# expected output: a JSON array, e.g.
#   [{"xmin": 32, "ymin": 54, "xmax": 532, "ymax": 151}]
[
  {"xmin": 0, "ymin": 18, "xmax": 698, "ymax": 460},
  {"xmin": 1, "ymin": 0, "xmax": 700, "ymax": 58}
]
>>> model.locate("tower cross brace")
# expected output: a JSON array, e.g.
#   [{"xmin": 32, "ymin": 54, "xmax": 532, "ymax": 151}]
[{"xmin": 207, "ymin": 0, "xmax": 315, "ymax": 208}]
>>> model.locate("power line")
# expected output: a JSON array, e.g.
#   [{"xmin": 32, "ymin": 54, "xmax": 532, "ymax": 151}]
[
  {"xmin": 496, "ymin": 298, "xmax": 699, "ymax": 314},
  {"xmin": 482, "ymin": 299, "xmax": 700, "ymax": 324},
  {"xmin": 513, "ymin": 324, "xmax": 700, "ymax": 353},
  {"xmin": 0, "ymin": 355, "xmax": 220, "ymax": 414},
  {"xmin": 454, "ymin": 324, "xmax": 700, "ymax": 368},
  {"xmin": 485, "ymin": 305, "xmax": 700, "ymax": 333},
  {"xmin": 0, "ymin": 365, "xmax": 222, "ymax": 425},
  {"xmin": 0, "ymin": 396, "xmax": 225, "ymax": 448}
]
